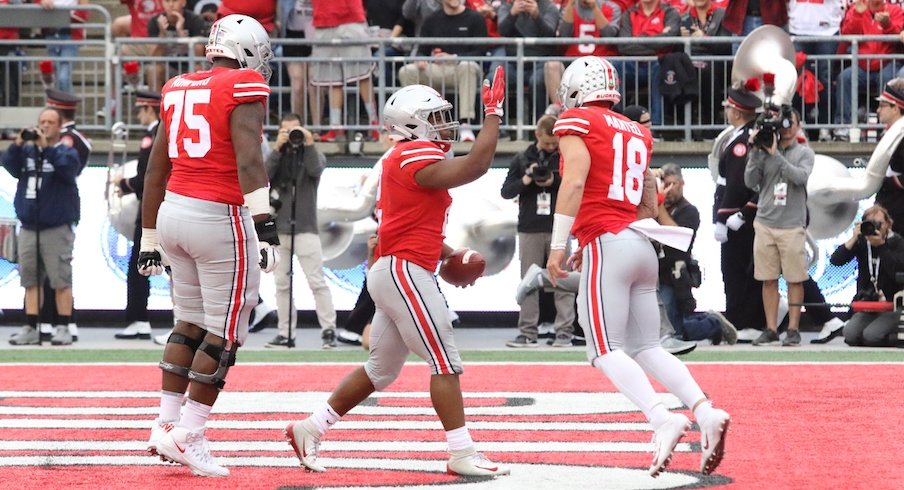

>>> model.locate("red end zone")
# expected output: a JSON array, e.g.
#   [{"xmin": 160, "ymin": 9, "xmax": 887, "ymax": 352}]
[{"xmin": 0, "ymin": 363, "xmax": 901, "ymax": 489}]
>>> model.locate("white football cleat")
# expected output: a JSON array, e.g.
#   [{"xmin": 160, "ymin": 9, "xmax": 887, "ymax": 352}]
[
  {"xmin": 286, "ymin": 419, "xmax": 326, "ymax": 472},
  {"xmin": 147, "ymin": 418, "xmax": 175, "ymax": 457},
  {"xmin": 700, "ymin": 409, "xmax": 731, "ymax": 475},
  {"xmin": 156, "ymin": 426, "xmax": 229, "ymax": 477},
  {"xmin": 447, "ymin": 447, "xmax": 511, "ymax": 477},
  {"xmin": 649, "ymin": 413, "xmax": 690, "ymax": 477}
]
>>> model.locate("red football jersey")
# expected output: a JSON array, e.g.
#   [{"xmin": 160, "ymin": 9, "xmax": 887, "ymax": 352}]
[
  {"xmin": 375, "ymin": 140, "xmax": 451, "ymax": 271},
  {"xmin": 563, "ymin": 4, "xmax": 618, "ymax": 57},
  {"xmin": 162, "ymin": 67, "xmax": 270, "ymax": 206},
  {"xmin": 553, "ymin": 105, "xmax": 653, "ymax": 247},
  {"xmin": 310, "ymin": 0, "xmax": 366, "ymax": 28}
]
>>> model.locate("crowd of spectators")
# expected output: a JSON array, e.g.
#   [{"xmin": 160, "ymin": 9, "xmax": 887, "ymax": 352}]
[{"xmin": 10, "ymin": 1, "xmax": 904, "ymax": 140}]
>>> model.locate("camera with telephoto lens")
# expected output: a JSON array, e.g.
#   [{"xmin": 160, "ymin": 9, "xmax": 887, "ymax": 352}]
[
  {"xmin": 754, "ymin": 104, "xmax": 792, "ymax": 150},
  {"xmin": 20, "ymin": 128, "xmax": 38, "ymax": 142},
  {"xmin": 860, "ymin": 219, "xmax": 881, "ymax": 237},
  {"xmin": 531, "ymin": 163, "xmax": 552, "ymax": 182},
  {"xmin": 288, "ymin": 127, "xmax": 305, "ymax": 147}
]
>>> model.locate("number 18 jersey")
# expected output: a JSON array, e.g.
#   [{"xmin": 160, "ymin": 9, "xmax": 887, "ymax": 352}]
[
  {"xmin": 553, "ymin": 105, "xmax": 653, "ymax": 247},
  {"xmin": 162, "ymin": 67, "xmax": 270, "ymax": 206}
]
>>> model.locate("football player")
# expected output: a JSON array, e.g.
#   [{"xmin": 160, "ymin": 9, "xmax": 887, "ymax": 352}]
[
  {"xmin": 138, "ymin": 14, "xmax": 279, "ymax": 477},
  {"xmin": 547, "ymin": 56, "xmax": 731, "ymax": 477},
  {"xmin": 284, "ymin": 67, "xmax": 511, "ymax": 477}
]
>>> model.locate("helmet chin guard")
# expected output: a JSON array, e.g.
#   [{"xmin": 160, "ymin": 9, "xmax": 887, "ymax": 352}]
[{"xmin": 383, "ymin": 85, "xmax": 460, "ymax": 145}]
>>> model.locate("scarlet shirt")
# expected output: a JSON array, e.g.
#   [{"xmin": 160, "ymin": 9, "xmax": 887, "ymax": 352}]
[
  {"xmin": 162, "ymin": 67, "xmax": 270, "ymax": 206},
  {"xmin": 563, "ymin": 3, "xmax": 618, "ymax": 57},
  {"xmin": 553, "ymin": 105, "xmax": 653, "ymax": 247},
  {"xmin": 218, "ymin": 0, "xmax": 278, "ymax": 33},
  {"xmin": 123, "ymin": 0, "xmax": 163, "ymax": 37},
  {"xmin": 311, "ymin": 0, "xmax": 366, "ymax": 28},
  {"xmin": 375, "ymin": 140, "xmax": 452, "ymax": 271}
]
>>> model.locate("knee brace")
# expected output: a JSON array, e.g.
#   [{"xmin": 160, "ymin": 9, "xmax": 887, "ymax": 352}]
[
  {"xmin": 188, "ymin": 341, "xmax": 237, "ymax": 389},
  {"xmin": 158, "ymin": 330, "xmax": 204, "ymax": 379}
]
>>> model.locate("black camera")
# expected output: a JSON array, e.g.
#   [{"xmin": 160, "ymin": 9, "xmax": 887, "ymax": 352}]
[
  {"xmin": 288, "ymin": 127, "xmax": 305, "ymax": 147},
  {"xmin": 853, "ymin": 285, "xmax": 880, "ymax": 302},
  {"xmin": 21, "ymin": 128, "xmax": 38, "ymax": 142},
  {"xmin": 860, "ymin": 219, "xmax": 881, "ymax": 237},
  {"xmin": 531, "ymin": 164, "xmax": 552, "ymax": 182},
  {"xmin": 754, "ymin": 105, "xmax": 792, "ymax": 149}
]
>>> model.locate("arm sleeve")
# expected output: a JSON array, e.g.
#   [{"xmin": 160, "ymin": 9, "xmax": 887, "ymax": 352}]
[
  {"xmin": 885, "ymin": 6, "xmax": 904, "ymax": 34},
  {"xmin": 497, "ymin": 4, "xmax": 518, "ymax": 36},
  {"xmin": 265, "ymin": 149, "xmax": 281, "ymax": 181},
  {"xmin": 302, "ymin": 145, "xmax": 326, "ymax": 179},
  {"xmin": 781, "ymin": 147, "xmax": 814, "ymax": 186},
  {"xmin": 744, "ymin": 150, "xmax": 764, "ymax": 190},
  {"xmin": 829, "ymin": 242, "xmax": 857, "ymax": 266},
  {"xmin": 1, "ymin": 146, "xmax": 22, "ymax": 179},
  {"xmin": 716, "ymin": 143, "xmax": 756, "ymax": 223},
  {"xmin": 537, "ymin": 2, "xmax": 561, "ymax": 36},
  {"xmin": 500, "ymin": 157, "xmax": 527, "ymax": 199},
  {"xmin": 147, "ymin": 14, "xmax": 161, "ymax": 37},
  {"xmin": 661, "ymin": 6, "xmax": 680, "ymax": 37},
  {"xmin": 48, "ymin": 146, "xmax": 80, "ymax": 180}
]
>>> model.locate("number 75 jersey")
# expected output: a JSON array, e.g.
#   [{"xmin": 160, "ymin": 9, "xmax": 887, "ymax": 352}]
[
  {"xmin": 162, "ymin": 67, "xmax": 270, "ymax": 206},
  {"xmin": 553, "ymin": 106, "xmax": 653, "ymax": 247}
]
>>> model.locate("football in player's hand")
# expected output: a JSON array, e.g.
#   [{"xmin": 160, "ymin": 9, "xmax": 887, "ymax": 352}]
[{"xmin": 439, "ymin": 249, "xmax": 486, "ymax": 287}]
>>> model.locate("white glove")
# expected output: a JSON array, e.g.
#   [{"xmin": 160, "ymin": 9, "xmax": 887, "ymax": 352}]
[
  {"xmin": 714, "ymin": 222, "xmax": 729, "ymax": 243},
  {"xmin": 726, "ymin": 212, "xmax": 745, "ymax": 231}
]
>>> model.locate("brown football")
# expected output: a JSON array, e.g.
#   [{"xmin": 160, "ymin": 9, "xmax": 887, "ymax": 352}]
[{"xmin": 439, "ymin": 249, "xmax": 486, "ymax": 287}]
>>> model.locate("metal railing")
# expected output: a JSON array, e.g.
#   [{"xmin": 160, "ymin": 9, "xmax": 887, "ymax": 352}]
[{"xmin": 0, "ymin": 3, "xmax": 901, "ymax": 143}]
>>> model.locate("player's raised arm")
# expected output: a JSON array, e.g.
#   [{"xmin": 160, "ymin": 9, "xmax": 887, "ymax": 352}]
[{"xmin": 415, "ymin": 66, "xmax": 506, "ymax": 189}]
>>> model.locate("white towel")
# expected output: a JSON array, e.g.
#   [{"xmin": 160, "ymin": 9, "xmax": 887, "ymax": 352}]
[{"xmin": 628, "ymin": 218, "xmax": 694, "ymax": 252}]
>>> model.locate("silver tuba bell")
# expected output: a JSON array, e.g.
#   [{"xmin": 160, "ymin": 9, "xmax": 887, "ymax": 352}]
[
  {"xmin": 732, "ymin": 26, "xmax": 895, "ymax": 239},
  {"xmin": 105, "ymin": 122, "xmax": 140, "ymax": 239}
]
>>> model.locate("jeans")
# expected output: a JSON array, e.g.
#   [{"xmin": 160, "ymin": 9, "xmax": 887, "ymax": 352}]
[
  {"xmin": 614, "ymin": 60, "xmax": 661, "ymax": 125},
  {"xmin": 834, "ymin": 62, "xmax": 898, "ymax": 125},
  {"xmin": 47, "ymin": 31, "xmax": 79, "ymax": 94},
  {"xmin": 659, "ymin": 284, "xmax": 721, "ymax": 342}
]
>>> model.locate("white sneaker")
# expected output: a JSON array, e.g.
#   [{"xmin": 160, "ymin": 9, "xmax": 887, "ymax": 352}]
[
  {"xmin": 811, "ymin": 317, "xmax": 845, "ymax": 344},
  {"xmin": 699, "ymin": 409, "xmax": 731, "ymax": 475},
  {"xmin": 649, "ymin": 413, "xmax": 690, "ymax": 477},
  {"xmin": 735, "ymin": 328, "xmax": 761, "ymax": 343},
  {"xmin": 285, "ymin": 419, "xmax": 326, "ymax": 472},
  {"xmin": 147, "ymin": 418, "xmax": 176, "ymax": 456},
  {"xmin": 660, "ymin": 335, "xmax": 697, "ymax": 356},
  {"xmin": 460, "ymin": 126, "xmax": 476, "ymax": 142},
  {"xmin": 115, "ymin": 321, "xmax": 152, "ymax": 339},
  {"xmin": 68, "ymin": 323, "xmax": 78, "ymax": 342},
  {"xmin": 154, "ymin": 329, "xmax": 173, "ymax": 346},
  {"xmin": 156, "ymin": 426, "xmax": 229, "ymax": 477},
  {"xmin": 515, "ymin": 264, "xmax": 545, "ymax": 305},
  {"xmin": 447, "ymin": 447, "xmax": 511, "ymax": 476}
]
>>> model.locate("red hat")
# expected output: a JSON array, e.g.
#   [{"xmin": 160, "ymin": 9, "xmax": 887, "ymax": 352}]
[{"xmin": 45, "ymin": 88, "xmax": 81, "ymax": 110}]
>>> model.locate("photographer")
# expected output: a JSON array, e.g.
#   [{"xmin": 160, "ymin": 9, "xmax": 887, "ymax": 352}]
[
  {"xmin": 501, "ymin": 115, "xmax": 576, "ymax": 348},
  {"xmin": 745, "ymin": 107, "xmax": 814, "ymax": 346},
  {"xmin": 831, "ymin": 205, "xmax": 904, "ymax": 347},
  {"xmin": 264, "ymin": 113, "xmax": 338, "ymax": 349},
  {"xmin": 1, "ymin": 109, "xmax": 80, "ymax": 346}
]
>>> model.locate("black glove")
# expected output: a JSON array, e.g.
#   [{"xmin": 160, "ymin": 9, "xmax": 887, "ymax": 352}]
[
  {"xmin": 137, "ymin": 250, "xmax": 165, "ymax": 276},
  {"xmin": 255, "ymin": 219, "xmax": 280, "ymax": 273}
]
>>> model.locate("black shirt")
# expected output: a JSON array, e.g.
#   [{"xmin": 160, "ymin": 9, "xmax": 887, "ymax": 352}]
[
  {"xmin": 500, "ymin": 143, "xmax": 561, "ymax": 233},
  {"xmin": 415, "ymin": 7, "xmax": 488, "ymax": 57}
]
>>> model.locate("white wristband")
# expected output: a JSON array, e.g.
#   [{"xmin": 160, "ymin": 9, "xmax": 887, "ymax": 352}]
[
  {"xmin": 243, "ymin": 187, "xmax": 270, "ymax": 217},
  {"xmin": 551, "ymin": 213, "xmax": 574, "ymax": 250},
  {"xmin": 140, "ymin": 228, "xmax": 158, "ymax": 251}
]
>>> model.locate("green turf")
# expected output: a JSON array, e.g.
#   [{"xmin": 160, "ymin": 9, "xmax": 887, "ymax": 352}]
[{"xmin": 1, "ymin": 349, "xmax": 902, "ymax": 363}]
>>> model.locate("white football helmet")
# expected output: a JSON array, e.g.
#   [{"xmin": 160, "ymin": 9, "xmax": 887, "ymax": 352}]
[
  {"xmin": 558, "ymin": 56, "xmax": 621, "ymax": 109},
  {"xmin": 206, "ymin": 14, "xmax": 274, "ymax": 82},
  {"xmin": 383, "ymin": 85, "xmax": 460, "ymax": 144}
]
